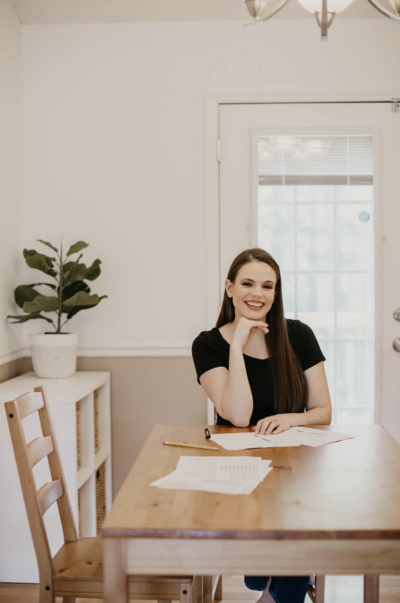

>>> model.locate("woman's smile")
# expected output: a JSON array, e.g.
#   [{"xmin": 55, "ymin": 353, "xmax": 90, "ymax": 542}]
[{"xmin": 244, "ymin": 300, "xmax": 265, "ymax": 310}]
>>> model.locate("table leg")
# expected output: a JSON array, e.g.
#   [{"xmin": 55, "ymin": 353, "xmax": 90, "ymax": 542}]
[
  {"xmin": 203, "ymin": 576, "xmax": 213, "ymax": 603},
  {"xmin": 214, "ymin": 576, "xmax": 223, "ymax": 601},
  {"xmin": 364, "ymin": 576, "xmax": 379, "ymax": 603},
  {"xmin": 103, "ymin": 538, "xmax": 129, "ymax": 603}
]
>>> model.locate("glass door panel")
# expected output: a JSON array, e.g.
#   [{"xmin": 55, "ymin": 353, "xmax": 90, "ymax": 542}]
[{"xmin": 258, "ymin": 175, "xmax": 374, "ymax": 425}]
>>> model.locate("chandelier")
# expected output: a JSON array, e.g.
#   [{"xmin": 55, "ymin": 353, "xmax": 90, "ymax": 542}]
[{"xmin": 244, "ymin": 0, "xmax": 400, "ymax": 40}]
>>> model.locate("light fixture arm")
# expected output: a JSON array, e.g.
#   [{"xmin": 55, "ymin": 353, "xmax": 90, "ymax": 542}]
[
  {"xmin": 244, "ymin": 0, "xmax": 292, "ymax": 29},
  {"xmin": 321, "ymin": 0, "xmax": 328, "ymax": 40},
  {"xmin": 366, "ymin": 0, "xmax": 400, "ymax": 22}
]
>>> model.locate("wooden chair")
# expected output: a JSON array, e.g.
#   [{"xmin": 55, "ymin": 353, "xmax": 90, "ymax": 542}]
[
  {"xmin": 307, "ymin": 575, "xmax": 325, "ymax": 603},
  {"xmin": 5, "ymin": 385, "xmax": 203, "ymax": 603}
]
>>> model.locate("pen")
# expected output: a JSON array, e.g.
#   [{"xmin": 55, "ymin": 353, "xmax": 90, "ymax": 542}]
[
  {"xmin": 163, "ymin": 441, "xmax": 220, "ymax": 451},
  {"xmin": 205, "ymin": 428, "xmax": 211, "ymax": 439}
]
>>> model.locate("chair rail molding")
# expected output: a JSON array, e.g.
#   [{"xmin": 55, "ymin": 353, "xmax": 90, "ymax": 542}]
[{"xmin": 20, "ymin": 344, "xmax": 192, "ymax": 358}]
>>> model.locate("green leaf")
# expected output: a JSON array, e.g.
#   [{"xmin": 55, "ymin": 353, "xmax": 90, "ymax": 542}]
[
  {"xmin": 63, "ymin": 262, "xmax": 87, "ymax": 282},
  {"xmin": 66, "ymin": 241, "xmax": 89, "ymax": 257},
  {"xmin": 25, "ymin": 253, "xmax": 57, "ymax": 278},
  {"xmin": 23, "ymin": 295, "xmax": 59, "ymax": 313},
  {"xmin": 62, "ymin": 280, "xmax": 90, "ymax": 304},
  {"xmin": 23, "ymin": 248, "xmax": 56, "ymax": 262},
  {"xmin": 85, "ymin": 259, "xmax": 102, "ymax": 281},
  {"xmin": 37, "ymin": 239, "xmax": 58, "ymax": 253},
  {"xmin": 62, "ymin": 260, "xmax": 77, "ymax": 273},
  {"xmin": 23, "ymin": 248, "xmax": 38, "ymax": 259},
  {"xmin": 63, "ymin": 259, "xmax": 101, "ymax": 284},
  {"xmin": 7, "ymin": 312, "xmax": 55, "ymax": 325},
  {"xmin": 63, "ymin": 292, "xmax": 100, "ymax": 307},
  {"xmin": 14, "ymin": 285, "xmax": 40, "ymax": 309},
  {"xmin": 65, "ymin": 295, "xmax": 107, "ymax": 320}
]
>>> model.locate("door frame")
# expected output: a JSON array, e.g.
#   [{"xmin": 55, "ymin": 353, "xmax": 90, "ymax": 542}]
[{"xmin": 205, "ymin": 91, "xmax": 400, "ymax": 425}]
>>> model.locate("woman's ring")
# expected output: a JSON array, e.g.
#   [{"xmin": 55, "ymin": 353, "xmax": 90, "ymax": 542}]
[{"xmin": 273, "ymin": 419, "xmax": 280, "ymax": 425}]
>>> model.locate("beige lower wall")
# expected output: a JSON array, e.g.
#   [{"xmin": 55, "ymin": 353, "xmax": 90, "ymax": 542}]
[
  {"xmin": 20, "ymin": 356, "xmax": 207, "ymax": 496},
  {"xmin": 0, "ymin": 358, "xmax": 24, "ymax": 384}
]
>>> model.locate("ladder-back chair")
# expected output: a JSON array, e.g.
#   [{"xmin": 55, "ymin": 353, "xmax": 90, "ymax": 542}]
[{"xmin": 5, "ymin": 385, "xmax": 202, "ymax": 603}]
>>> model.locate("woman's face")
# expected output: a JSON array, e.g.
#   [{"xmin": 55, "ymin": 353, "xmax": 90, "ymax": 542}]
[{"xmin": 226, "ymin": 261, "xmax": 277, "ymax": 322}]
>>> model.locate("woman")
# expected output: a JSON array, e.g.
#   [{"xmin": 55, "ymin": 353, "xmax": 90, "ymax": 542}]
[{"xmin": 192, "ymin": 248, "xmax": 332, "ymax": 603}]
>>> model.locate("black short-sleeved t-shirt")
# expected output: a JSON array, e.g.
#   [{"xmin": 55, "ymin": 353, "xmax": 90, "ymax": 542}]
[{"xmin": 192, "ymin": 319, "xmax": 325, "ymax": 426}]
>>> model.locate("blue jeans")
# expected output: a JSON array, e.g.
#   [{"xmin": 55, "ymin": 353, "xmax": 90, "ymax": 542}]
[{"xmin": 244, "ymin": 575, "xmax": 310, "ymax": 603}]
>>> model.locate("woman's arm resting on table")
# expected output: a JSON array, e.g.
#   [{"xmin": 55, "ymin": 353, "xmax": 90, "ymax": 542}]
[
  {"xmin": 199, "ymin": 346, "xmax": 253, "ymax": 427},
  {"xmin": 199, "ymin": 318, "xmax": 269, "ymax": 426},
  {"xmin": 254, "ymin": 361, "xmax": 332, "ymax": 435}
]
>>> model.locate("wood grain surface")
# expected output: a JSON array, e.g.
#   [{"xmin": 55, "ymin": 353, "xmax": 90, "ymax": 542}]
[
  {"xmin": 102, "ymin": 425, "xmax": 400, "ymax": 540},
  {"xmin": 2, "ymin": 575, "xmax": 400, "ymax": 603}
]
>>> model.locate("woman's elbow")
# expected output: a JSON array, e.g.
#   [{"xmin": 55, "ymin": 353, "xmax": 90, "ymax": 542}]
[
  {"xmin": 225, "ymin": 410, "xmax": 251, "ymax": 428},
  {"xmin": 218, "ymin": 406, "xmax": 250, "ymax": 428},
  {"xmin": 232, "ymin": 417, "xmax": 251, "ymax": 428},
  {"xmin": 325, "ymin": 406, "xmax": 332, "ymax": 425}
]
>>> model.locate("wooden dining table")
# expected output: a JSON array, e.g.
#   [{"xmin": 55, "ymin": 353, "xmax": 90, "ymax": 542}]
[{"xmin": 102, "ymin": 424, "xmax": 400, "ymax": 603}]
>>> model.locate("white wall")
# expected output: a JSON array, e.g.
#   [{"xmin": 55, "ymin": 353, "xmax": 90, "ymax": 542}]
[
  {"xmin": 0, "ymin": 0, "xmax": 22, "ymax": 364},
  {"xmin": 22, "ymin": 19, "xmax": 400, "ymax": 353}
]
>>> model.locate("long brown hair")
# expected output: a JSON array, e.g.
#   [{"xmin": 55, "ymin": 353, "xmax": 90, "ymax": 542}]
[{"xmin": 216, "ymin": 248, "xmax": 308, "ymax": 415}]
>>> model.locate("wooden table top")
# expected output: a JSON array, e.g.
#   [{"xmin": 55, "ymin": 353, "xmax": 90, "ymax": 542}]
[{"xmin": 102, "ymin": 424, "xmax": 400, "ymax": 540}]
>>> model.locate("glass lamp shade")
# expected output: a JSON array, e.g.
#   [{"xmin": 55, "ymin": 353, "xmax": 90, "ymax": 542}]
[
  {"xmin": 296, "ymin": 0, "xmax": 355, "ymax": 12},
  {"xmin": 389, "ymin": 0, "xmax": 400, "ymax": 14},
  {"xmin": 244, "ymin": 0, "xmax": 267, "ymax": 18}
]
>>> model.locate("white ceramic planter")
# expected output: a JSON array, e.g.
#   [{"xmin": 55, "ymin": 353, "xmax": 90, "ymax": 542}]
[{"xmin": 30, "ymin": 333, "xmax": 78, "ymax": 379}]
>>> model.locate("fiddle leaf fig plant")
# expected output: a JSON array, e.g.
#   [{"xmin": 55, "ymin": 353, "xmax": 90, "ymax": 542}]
[{"xmin": 7, "ymin": 240, "xmax": 107, "ymax": 333}]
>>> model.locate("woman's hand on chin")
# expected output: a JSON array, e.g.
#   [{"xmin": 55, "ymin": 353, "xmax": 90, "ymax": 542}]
[
  {"xmin": 253, "ymin": 414, "xmax": 291, "ymax": 435},
  {"xmin": 232, "ymin": 317, "xmax": 269, "ymax": 349}
]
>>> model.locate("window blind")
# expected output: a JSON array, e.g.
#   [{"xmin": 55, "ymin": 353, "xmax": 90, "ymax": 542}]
[{"xmin": 258, "ymin": 135, "xmax": 373, "ymax": 186}]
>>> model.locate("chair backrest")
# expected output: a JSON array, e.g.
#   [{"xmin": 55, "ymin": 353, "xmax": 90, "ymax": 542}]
[{"xmin": 5, "ymin": 385, "xmax": 78, "ymax": 585}]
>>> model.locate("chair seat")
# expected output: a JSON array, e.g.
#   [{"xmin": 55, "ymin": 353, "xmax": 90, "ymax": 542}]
[{"xmin": 53, "ymin": 537, "xmax": 193, "ymax": 599}]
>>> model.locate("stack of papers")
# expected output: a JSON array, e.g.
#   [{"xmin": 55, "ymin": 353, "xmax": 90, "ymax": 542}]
[
  {"xmin": 150, "ymin": 456, "xmax": 273, "ymax": 495},
  {"xmin": 210, "ymin": 427, "xmax": 357, "ymax": 451}
]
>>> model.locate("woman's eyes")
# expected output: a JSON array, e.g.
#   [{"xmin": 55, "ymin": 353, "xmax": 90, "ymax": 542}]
[{"xmin": 242, "ymin": 283, "xmax": 273, "ymax": 289}]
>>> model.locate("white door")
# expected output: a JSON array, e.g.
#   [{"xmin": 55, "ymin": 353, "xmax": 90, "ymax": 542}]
[{"xmin": 219, "ymin": 102, "xmax": 400, "ymax": 442}]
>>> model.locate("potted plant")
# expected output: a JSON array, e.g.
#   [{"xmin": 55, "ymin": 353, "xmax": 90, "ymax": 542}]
[{"xmin": 7, "ymin": 239, "xmax": 107, "ymax": 378}]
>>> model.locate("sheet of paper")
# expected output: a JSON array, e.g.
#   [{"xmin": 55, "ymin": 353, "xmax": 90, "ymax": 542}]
[
  {"xmin": 285, "ymin": 427, "xmax": 357, "ymax": 447},
  {"xmin": 173, "ymin": 455, "xmax": 264, "ymax": 480},
  {"xmin": 150, "ymin": 458, "xmax": 273, "ymax": 495},
  {"xmin": 153, "ymin": 468, "xmax": 274, "ymax": 495},
  {"xmin": 209, "ymin": 433, "xmax": 272, "ymax": 451},
  {"xmin": 210, "ymin": 432, "xmax": 297, "ymax": 450},
  {"xmin": 210, "ymin": 428, "xmax": 357, "ymax": 450}
]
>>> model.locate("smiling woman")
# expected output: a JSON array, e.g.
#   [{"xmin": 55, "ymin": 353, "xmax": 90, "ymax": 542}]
[
  {"xmin": 191, "ymin": 247, "xmax": 332, "ymax": 603},
  {"xmin": 192, "ymin": 247, "xmax": 332, "ymax": 431}
]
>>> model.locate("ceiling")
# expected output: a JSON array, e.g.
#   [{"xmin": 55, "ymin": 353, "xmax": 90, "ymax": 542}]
[{"xmin": 12, "ymin": 0, "xmax": 383, "ymax": 25}]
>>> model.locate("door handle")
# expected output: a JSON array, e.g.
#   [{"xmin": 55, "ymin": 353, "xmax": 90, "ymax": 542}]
[{"xmin": 393, "ymin": 338, "xmax": 400, "ymax": 352}]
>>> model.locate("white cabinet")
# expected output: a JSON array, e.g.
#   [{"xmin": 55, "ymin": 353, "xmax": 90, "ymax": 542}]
[{"xmin": 0, "ymin": 371, "xmax": 112, "ymax": 583}]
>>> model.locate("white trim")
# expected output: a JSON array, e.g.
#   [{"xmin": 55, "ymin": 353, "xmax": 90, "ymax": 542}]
[
  {"xmin": 207, "ymin": 397, "xmax": 215, "ymax": 426},
  {"xmin": 207, "ymin": 91, "xmax": 400, "ymax": 105},
  {"xmin": 206, "ymin": 94, "xmax": 221, "ymax": 330},
  {"xmin": 20, "ymin": 345, "xmax": 192, "ymax": 358},
  {"xmin": 372, "ymin": 130, "xmax": 382, "ymax": 426}
]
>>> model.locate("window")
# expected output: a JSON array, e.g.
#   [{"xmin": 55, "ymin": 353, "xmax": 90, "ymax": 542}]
[{"xmin": 258, "ymin": 136, "xmax": 374, "ymax": 425}]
